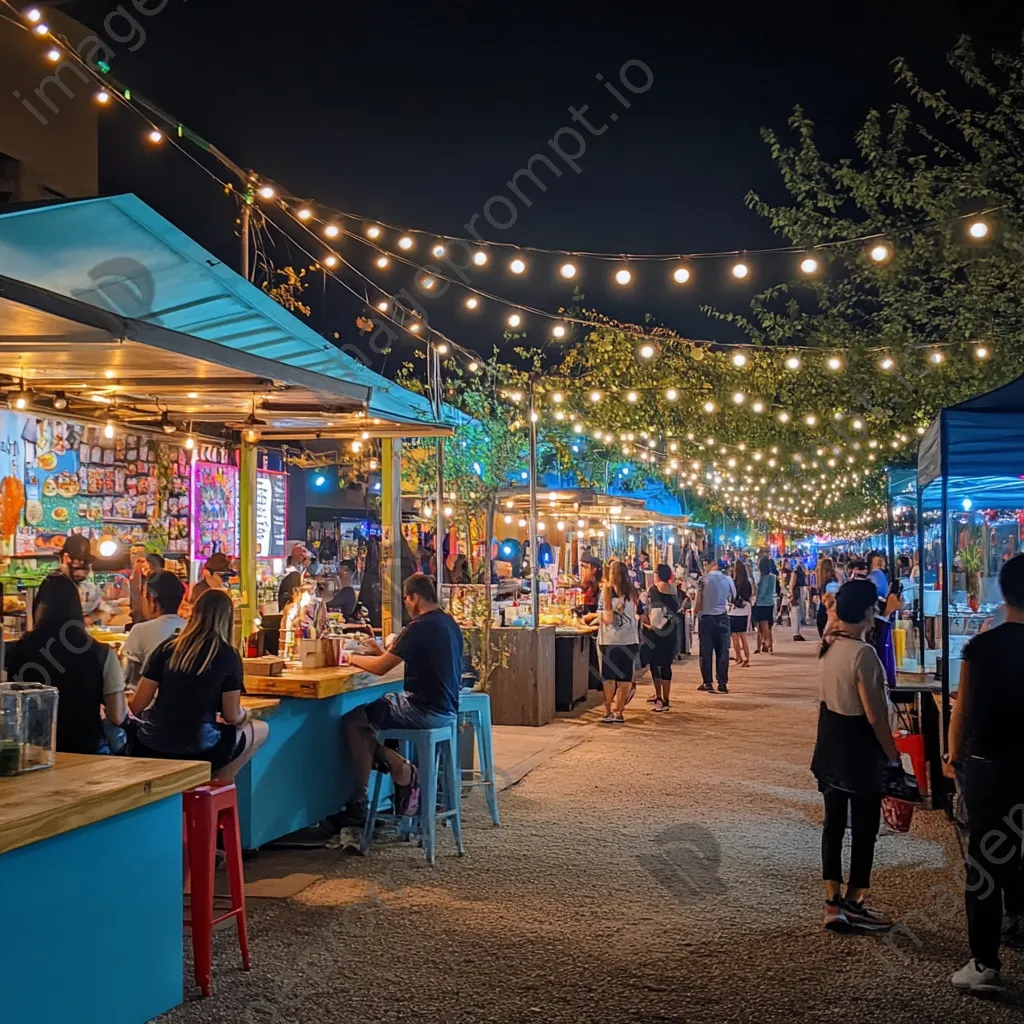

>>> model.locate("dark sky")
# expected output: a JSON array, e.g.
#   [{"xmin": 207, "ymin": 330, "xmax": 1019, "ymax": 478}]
[{"xmin": 53, "ymin": 0, "xmax": 1024, "ymax": 360}]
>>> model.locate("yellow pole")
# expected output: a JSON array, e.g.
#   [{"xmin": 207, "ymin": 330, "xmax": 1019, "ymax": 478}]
[
  {"xmin": 238, "ymin": 440, "xmax": 258, "ymax": 650},
  {"xmin": 380, "ymin": 437, "xmax": 403, "ymax": 636}
]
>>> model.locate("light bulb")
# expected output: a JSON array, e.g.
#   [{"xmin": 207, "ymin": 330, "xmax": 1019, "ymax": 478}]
[
  {"xmin": 398, "ymin": 236, "xmax": 413, "ymax": 250},
  {"xmin": 626, "ymin": 391, "xmax": 638, "ymax": 403},
  {"xmin": 778, "ymin": 411, "xmax": 790, "ymax": 423},
  {"xmin": 573, "ymin": 423, "xmax": 583, "ymax": 434},
  {"xmin": 784, "ymin": 356, "xmax": 801, "ymax": 370},
  {"xmin": 804, "ymin": 414, "xmax": 817, "ymax": 426},
  {"xmin": 589, "ymin": 390, "xmax": 602, "ymax": 403},
  {"xmin": 703, "ymin": 401, "xmax": 716, "ymax": 414},
  {"xmin": 465, "ymin": 296, "xmax": 478, "ymax": 309},
  {"xmin": 472, "ymin": 250, "xmax": 488, "ymax": 266},
  {"xmin": 639, "ymin": 344, "xmax": 655, "ymax": 359},
  {"xmin": 731, "ymin": 262, "xmax": 749, "ymax": 279},
  {"xmin": 879, "ymin": 357, "xmax": 894, "ymax": 371},
  {"xmin": 852, "ymin": 419, "xmax": 864, "ymax": 430},
  {"xmin": 444, "ymin": 506, "xmax": 454, "ymax": 517},
  {"xmin": 614, "ymin": 268, "xmax": 631, "ymax": 285},
  {"xmin": 552, "ymin": 324, "xmax": 566, "ymax": 338},
  {"xmin": 800, "ymin": 256, "xmax": 819, "ymax": 274},
  {"xmin": 408, "ymin": 323, "xmax": 421, "ymax": 333},
  {"xmin": 431, "ymin": 242, "xmax": 446, "ymax": 258},
  {"xmin": 376, "ymin": 300, "xmax": 389, "ymax": 312},
  {"xmin": 257, "ymin": 185, "xmax": 275, "ymax": 200},
  {"xmin": 24, "ymin": 8, "xmax": 42, "ymax": 22},
  {"xmin": 436, "ymin": 343, "xmax": 449, "ymax": 355},
  {"xmin": 974, "ymin": 345, "xmax": 990, "ymax": 359},
  {"xmin": 507, "ymin": 313, "xmax": 522, "ymax": 328},
  {"xmin": 930, "ymin": 351, "xmax": 945, "ymax": 365},
  {"xmin": 751, "ymin": 400, "xmax": 765, "ymax": 414},
  {"xmin": 32, "ymin": 21, "xmax": 48, "ymax": 35},
  {"xmin": 323, "ymin": 224, "xmax": 340, "ymax": 239},
  {"xmin": 45, "ymin": 47, "xmax": 60, "ymax": 62},
  {"xmin": 672, "ymin": 265, "xmax": 690, "ymax": 284},
  {"xmin": 324, "ymin": 255, "xmax": 338, "ymax": 268},
  {"xmin": 375, "ymin": 255, "xmax": 390, "ymax": 269},
  {"xmin": 869, "ymin": 243, "xmax": 890, "ymax": 262},
  {"xmin": 103, "ymin": 421, "xmax": 115, "ymax": 439},
  {"xmin": 731, "ymin": 352, "xmax": 747, "ymax": 368},
  {"xmin": 518, "ymin": 518, "xmax": 527, "ymax": 528},
  {"xmin": 559, "ymin": 262, "xmax": 577, "ymax": 279},
  {"xmin": 295, "ymin": 208, "xmax": 312, "ymax": 221},
  {"xmin": 509, "ymin": 258, "xmax": 526, "ymax": 274},
  {"xmin": 968, "ymin": 220, "xmax": 989, "ymax": 239},
  {"xmin": 551, "ymin": 392, "xmax": 564, "ymax": 403},
  {"xmin": 95, "ymin": 90, "xmax": 110, "ymax": 105},
  {"xmin": 185, "ymin": 435, "xmax": 195, "ymax": 450},
  {"xmin": 421, "ymin": 276, "xmax": 436, "ymax": 290},
  {"xmin": 732, "ymin": 392, "xmax": 745, "ymax": 404},
  {"xmin": 504, "ymin": 515, "xmax": 513, "ymax": 524},
  {"xmin": 468, "ymin": 361, "xmax": 480, "ymax": 372},
  {"xmin": 98, "ymin": 539, "xmax": 117, "ymax": 558},
  {"xmin": 827, "ymin": 357, "xmax": 842, "ymax": 371},
  {"xmin": 665, "ymin": 388, "xmax": 678, "ymax": 401}
]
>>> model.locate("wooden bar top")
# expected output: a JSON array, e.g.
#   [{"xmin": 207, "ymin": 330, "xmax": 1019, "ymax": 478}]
[
  {"xmin": 0, "ymin": 753, "xmax": 210, "ymax": 857},
  {"xmin": 240, "ymin": 696, "xmax": 281, "ymax": 717},
  {"xmin": 243, "ymin": 662, "xmax": 404, "ymax": 699}
]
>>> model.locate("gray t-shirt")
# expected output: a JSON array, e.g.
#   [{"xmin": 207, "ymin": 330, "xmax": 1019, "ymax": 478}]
[
  {"xmin": 597, "ymin": 592, "xmax": 640, "ymax": 646},
  {"xmin": 698, "ymin": 571, "xmax": 736, "ymax": 617},
  {"xmin": 819, "ymin": 635, "xmax": 889, "ymax": 720}
]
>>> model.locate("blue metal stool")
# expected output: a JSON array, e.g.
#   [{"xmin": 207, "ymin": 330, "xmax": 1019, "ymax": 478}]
[
  {"xmin": 458, "ymin": 690, "xmax": 500, "ymax": 826},
  {"xmin": 361, "ymin": 725, "xmax": 463, "ymax": 864}
]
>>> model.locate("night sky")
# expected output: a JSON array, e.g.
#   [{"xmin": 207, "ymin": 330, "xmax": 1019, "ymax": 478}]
[{"xmin": 47, "ymin": 0, "xmax": 1024, "ymax": 363}]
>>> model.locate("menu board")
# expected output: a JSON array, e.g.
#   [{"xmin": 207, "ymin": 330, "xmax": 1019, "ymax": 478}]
[
  {"xmin": 193, "ymin": 461, "xmax": 238, "ymax": 558},
  {"xmin": 256, "ymin": 469, "xmax": 287, "ymax": 558}
]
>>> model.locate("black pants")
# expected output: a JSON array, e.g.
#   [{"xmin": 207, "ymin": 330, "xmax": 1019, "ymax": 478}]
[
  {"xmin": 698, "ymin": 614, "xmax": 731, "ymax": 686},
  {"xmin": 650, "ymin": 663, "xmax": 672, "ymax": 682},
  {"xmin": 821, "ymin": 786, "xmax": 881, "ymax": 890},
  {"xmin": 964, "ymin": 758, "xmax": 1024, "ymax": 970}
]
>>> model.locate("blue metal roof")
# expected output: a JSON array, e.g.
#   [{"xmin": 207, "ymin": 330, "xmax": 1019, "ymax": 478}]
[{"xmin": 0, "ymin": 194, "xmax": 449, "ymax": 429}]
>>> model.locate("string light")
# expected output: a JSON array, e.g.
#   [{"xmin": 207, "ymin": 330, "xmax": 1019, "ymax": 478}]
[
  {"xmin": 95, "ymin": 90, "xmax": 110, "ymax": 105},
  {"xmin": 751, "ymin": 400, "xmax": 765, "ymax": 414},
  {"xmin": 551, "ymin": 324, "xmax": 566, "ymax": 338},
  {"xmin": 665, "ymin": 388, "xmax": 678, "ymax": 401},
  {"xmin": 323, "ymin": 255, "xmax": 338, "ymax": 268},
  {"xmin": 24, "ymin": 8, "xmax": 42, "ymax": 22},
  {"xmin": 799, "ymin": 256, "xmax": 820, "ymax": 275},
  {"xmin": 879, "ymin": 357, "xmax": 895, "ymax": 371},
  {"xmin": 826, "ymin": 356, "xmax": 842, "ymax": 371},
  {"xmin": 974, "ymin": 344, "xmax": 990, "ymax": 359},
  {"xmin": 103, "ymin": 421, "xmax": 115, "ymax": 439},
  {"xmin": 398, "ymin": 236, "xmax": 414, "ymax": 250},
  {"xmin": 147, "ymin": 129, "xmax": 163, "ymax": 144},
  {"xmin": 703, "ymin": 401, "xmax": 716, "ymax": 413},
  {"xmin": 614, "ymin": 267, "xmax": 632, "ymax": 285},
  {"xmin": 366, "ymin": 224, "xmax": 381, "ymax": 238},
  {"xmin": 869, "ymin": 243, "xmax": 891, "ymax": 263},
  {"xmin": 804, "ymin": 414, "xmax": 817, "ymax": 426},
  {"xmin": 31, "ymin": 21, "xmax": 47, "ymax": 35},
  {"xmin": 626, "ymin": 391, "xmax": 638, "ymax": 403},
  {"xmin": 465, "ymin": 296, "xmax": 478, "ymax": 309},
  {"xmin": 431, "ymin": 243, "xmax": 446, "ymax": 257},
  {"xmin": 731, "ymin": 261, "xmax": 749, "ymax": 279},
  {"xmin": 376, "ymin": 300, "xmax": 389, "ymax": 312},
  {"xmin": 297, "ymin": 208, "xmax": 313, "ymax": 221},
  {"xmin": 731, "ymin": 353, "xmax": 747, "ymax": 368},
  {"xmin": 930, "ymin": 351, "xmax": 945, "ymax": 365},
  {"xmin": 375, "ymin": 255, "xmax": 390, "ymax": 269},
  {"xmin": 638, "ymin": 344, "xmax": 655, "ymax": 359},
  {"xmin": 732, "ymin": 392, "xmax": 745, "ymax": 405},
  {"xmin": 509, "ymin": 258, "xmax": 526, "ymax": 274},
  {"xmin": 468, "ymin": 361, "xmax": 479, "ymax": 372},
  {"xmin": 323, "ymin": 224, "xmax": 340, "ymax": 239},
  {"xmin": 507, "ymin": 313, "xmax": 522, "ymax": 328},
  {"xmin": 436, "ymin": 343, "xmax": 450, "ymax": 355},
  {"xmin": 777, "ymin": 411, "xmax": 791, "ymax": 423},
  {"xmin": 968, "ymin": 220, "xmax": 989, "ymax": 239},
  {"xmin": 672, "ymin": 265, "xmax": 691, "ymax": 284},
  {"xmin": 45, "ymin": 47, "xmax": 60, "ymax": 62},
  {"xmin": 472, "ymin": 250, "xmax": 488, "ymax": 266},
  {"xmin": 784, "ymin": 356, "xmax": 801, "ymax": 370},
  {"xmin": 559, "ymin": 262, "xmax": 577, "ymax": 279},
  {"xmin": 589, "ymin": 391, "xmax": 602, "ymax": 403}
]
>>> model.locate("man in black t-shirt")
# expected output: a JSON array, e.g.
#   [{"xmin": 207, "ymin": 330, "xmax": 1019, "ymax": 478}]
[
  {"xmin": 338, "ymin": 573, "xmax": 462, "ymax": 828},
  {"xmin": 948, "ymin": 554, "xmax": 1024, "ymax": 994}
]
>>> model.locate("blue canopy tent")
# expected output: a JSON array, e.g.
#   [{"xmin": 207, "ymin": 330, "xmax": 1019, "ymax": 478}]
[{"xmin": 917, "ymin": 373, "xmax": 1024, "ymax": 734}]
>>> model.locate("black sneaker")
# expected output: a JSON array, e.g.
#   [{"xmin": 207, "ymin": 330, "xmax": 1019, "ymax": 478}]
[
  {"xmin": 697, "ymin": 683, "xmax": 714, "ymax": 692},
  {"xmin": 841, "ymin": 898, "xmax": 892, "ymax": 932},
  {"xmin": 793, "ymin": 635, "xmax": 807, "ymax": 642},
  {"xmin": 717, "ymin": 684, "xmax": 729, "ymax": 694}
]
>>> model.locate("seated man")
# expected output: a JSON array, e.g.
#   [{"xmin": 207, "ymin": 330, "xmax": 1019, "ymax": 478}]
[
  {"xmin": 337, "ymin": 573, "xmax": 461, "ymax": 827},
  {"xmin": 121, "ymin": 571, "xmax": 186, "ymax": 692},
  {"xmin": 327, "ymin": 558, "xmax": 362, "ymax": 621}
]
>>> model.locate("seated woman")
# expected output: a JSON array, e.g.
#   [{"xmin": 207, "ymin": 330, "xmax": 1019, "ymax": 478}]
[
  {"xmin": 5, "ymin": 573, "xmax": 126, "ymax": 754},
  {"xmin": 130, "ymin": 590, "xmax": 269, "ymax": 781}
]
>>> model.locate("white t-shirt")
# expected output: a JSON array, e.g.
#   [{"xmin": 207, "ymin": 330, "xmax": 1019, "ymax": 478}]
[
  {"xmin": 597, "ymin": 591, "xmax": 639, "ymax": 646},
  {"xmin": 122, "ymin": 614, "xmax": 186, "ymax": 684}
]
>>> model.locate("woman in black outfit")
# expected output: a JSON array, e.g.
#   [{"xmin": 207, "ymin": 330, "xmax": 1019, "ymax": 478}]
[
  {"xmin": 730, "ymin": 561, "xmax": 753, "ymax": 667},
  {"xmin": 642, "ymin": 564, "xmax": 681, "ymax": 712},
  {"xmin": 811, "ymin": 579, "xmax": 901, "ymax": 934},
  {"xmin": 5, "ymin": 573, "xmax": 126, "ymax": 754}
]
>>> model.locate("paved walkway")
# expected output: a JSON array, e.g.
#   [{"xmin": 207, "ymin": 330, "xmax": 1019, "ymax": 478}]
[{"xmin": 163, "ymin": 636, "xmax": 1024, "ymax": 1024}]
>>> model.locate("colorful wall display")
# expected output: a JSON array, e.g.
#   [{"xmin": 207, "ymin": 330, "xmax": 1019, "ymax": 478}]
[
  {"xmin": 193, "ymin": 460, "xmax": 238, "ymax": 558},
  {"xmin": 0, "ymin": 411, "xmax": 28, "ymax": 556}
]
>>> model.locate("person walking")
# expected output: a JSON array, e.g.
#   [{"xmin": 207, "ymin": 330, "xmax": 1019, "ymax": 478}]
[
  {"xmin": 642, "ymin": 564, "xmax": 681, "ymax": 712},
  {"xmin": 753, "ymin": 556, "xmax": 778, "ymax": 654},
  {"xmin": 947, "ymin": 553, "xmax": 1024, "ymax": 993},
  {"xmin": 811, "ymin": 580, "xmax": 900, "ymax": 934},
  {"xmin": 597, "ymin": 561, "xmax": 641, "ymax": 723},
  {"xmin": 730, "ymin": 560, "xmax": 753, "ymax": 668},
  {"xmin": 696, "ymin": 559, "xmax": 736, "ymax": 694},
  {"xmin": 791, "ymin": 558, "xmax": 808, "ymax": 641}
]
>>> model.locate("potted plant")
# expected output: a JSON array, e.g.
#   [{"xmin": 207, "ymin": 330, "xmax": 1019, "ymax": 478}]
[{"xmin": 956, "ymin": 543, "xmax": 983, "ymax": 611}]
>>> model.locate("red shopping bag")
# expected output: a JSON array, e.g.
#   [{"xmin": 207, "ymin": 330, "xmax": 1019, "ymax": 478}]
[{"xmin": 881, "ymin": 796, "xmax": 915, "ymax": 834}]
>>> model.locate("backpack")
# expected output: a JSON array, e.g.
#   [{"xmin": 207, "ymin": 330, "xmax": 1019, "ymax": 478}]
[{"xmin": 647, "ymin": 588, "xmax": 669, "ymax": 630}]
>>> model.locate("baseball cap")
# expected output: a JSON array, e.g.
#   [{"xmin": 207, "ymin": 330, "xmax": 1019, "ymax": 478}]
[
  {"xmin": 61, "ymin": 533, "xmax": 93, "ymax": 563},
  {"xmin": 717, "ymin": 559, "xmax": 730, "ymax": 571},
  {"xmin": 204, "ymin": 552, "xmax": 232, "ymax": 574},
  {"xmin": 581, "ymin": 552, "xmax": 602, "ymax": 568}
]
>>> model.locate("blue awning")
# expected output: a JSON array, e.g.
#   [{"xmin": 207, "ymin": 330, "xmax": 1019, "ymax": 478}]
[{"xmin": 0, "ymin": 194, "xmax": 450, "ymax": 430}]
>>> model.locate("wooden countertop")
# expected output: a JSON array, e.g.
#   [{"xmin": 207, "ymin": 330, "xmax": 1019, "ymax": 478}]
[
  {"xmin": 0, "ymin": 753, "xmax": 210, "ymax": 857},
  {"xmin": 243, "ymin": 662, "xmax": 404, "ymax": 699},
  {"xmin": 240, "ymin": 695, "xmax": 282, "ymax": 717}
]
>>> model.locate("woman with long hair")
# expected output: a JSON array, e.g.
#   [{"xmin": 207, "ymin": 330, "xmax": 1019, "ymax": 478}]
[
  {"xmin": 753, "ymin": 556, "xmax": 778, "ymax": 654},
  {"xmin": 598, "ymin": 560, "xmax": 640, "ymax": 724},
  {"xmin": 5, "ymin": 572, "xmax": 126, "ymax": 754},
  {"xmin": 130, "ymin": 590, "xmax": 269, "ymax": 780},
  {"xmin": 641, "ymin": 564, "xmax": 682, "ymax": 712},
  {"xmin": 816, "ymin": 556, "xmax": 840, "ymax": 636},
  {"xmin": 811, "ymin": 580, "xmax": 900, "ymax": 934},
  {"xmin": 730, "ymin": 561, "xmax": 753, "ymax": 667}
]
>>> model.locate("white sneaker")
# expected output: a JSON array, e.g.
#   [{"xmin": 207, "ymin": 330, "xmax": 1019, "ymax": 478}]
[
  {"xmin": 599, "ymin": 713, "xmax": 617, "ymax": 724},
  {"xmin": 951, "ymin": 958, "xmax": 1002, "ymax": 993}
]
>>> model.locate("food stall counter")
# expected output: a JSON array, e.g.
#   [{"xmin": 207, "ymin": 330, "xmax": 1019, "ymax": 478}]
[
  {"xmin": 0, "ymin": 753, "xmax": 210, "ymax": 1024},
  {"xmin": 235, "ymin": 663, "xmax": 404, "ymax": 849}
]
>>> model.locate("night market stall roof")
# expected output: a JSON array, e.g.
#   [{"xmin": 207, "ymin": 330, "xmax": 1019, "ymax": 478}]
[
  {"xmin": 917, "ymin": 372, "xmax": 1024, "ymax": 510},
  {"xmin": 0, "ymin": 194, "xmax": 454, "ymax": 438}
]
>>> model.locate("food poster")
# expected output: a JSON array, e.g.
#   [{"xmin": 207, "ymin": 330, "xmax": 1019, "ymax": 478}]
[
  {"xmin": 19, "ymin": 418, "xmax": 85, "ymax": 554},
  {"xmin": 193, "ymin": 461, "xmax": 238, "ymax": 558},
  {"xmin": 255, "ymin": 469, "xmax": 287, "ymax": 558},
  {"xmin": 159, "ymin": 445, "xmax": 192, "ymax": 554},
  {"xmin": 0, "ymin": 410, "xmax": 28, "ymax": 555}
]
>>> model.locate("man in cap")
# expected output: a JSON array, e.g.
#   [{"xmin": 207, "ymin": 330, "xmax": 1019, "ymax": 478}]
[
  {"xmin": 578, "ymin": 551, "xmax": 603, "ymax": 617},
  {"xmin": 129, "ymin": 548, "xmax": 165, "ymax": 626},
  {"xmin": 59, "ymin": 533, "xmax": 105, "ymax": 625},
  {"xmin": 190, "ymin": 552, "xmax": 232, "ymax": 606}
]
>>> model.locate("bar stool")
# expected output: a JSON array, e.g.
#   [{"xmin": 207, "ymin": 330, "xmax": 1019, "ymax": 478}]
[
  {"xmin": 182, "ymin": 782, "xmax": 250, "ymax": 997},
  {"xmin": 458, "ymin": 690, "xmax": 500, "ymax": 826},
  {"xmin": 361, "ymin": 725, "xmax": 463, "ymax": 865}
]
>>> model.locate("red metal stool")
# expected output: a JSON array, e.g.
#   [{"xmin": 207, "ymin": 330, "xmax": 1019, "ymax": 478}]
[{"xmin": 182, "ymin": 782, "xmax": 250, "ymax": 997}]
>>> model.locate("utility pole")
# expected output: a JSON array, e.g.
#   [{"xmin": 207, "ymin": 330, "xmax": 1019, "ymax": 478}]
[
  {"xmin": 528, "ymin": 382, "xmax": 539, "ymax": 628},
  {"xmin": 240, "ymin": 200, "xmax": 251, "ymax": 280}
]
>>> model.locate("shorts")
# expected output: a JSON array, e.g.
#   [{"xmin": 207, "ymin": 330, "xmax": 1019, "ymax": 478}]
[
  {"xmin": 600, "ymin": 643, "xmax": 638, "ymax": 682},
  {"xmin": 133, "ymin": 723, "xmax": 246, "ymax": 773},
  {"xmin": 729, "ymin": 614, "xmax": 749, "ymax": 634},
  {"xmin": 649, "ymin": 663, "xmax": 673, "ymax": 682},
  {"xmin": 363, "ymin": 691, "xmax": 457, "ymax": 732},
  {"xmin": 751, "ymin": 605, "xmax": 774, "ymax": 624}
]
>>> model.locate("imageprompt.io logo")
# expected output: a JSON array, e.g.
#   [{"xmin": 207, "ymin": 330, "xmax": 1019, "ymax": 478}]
[
  {"xmin": 70, "ymin": 257, "xmax": 155, "ymax": 318},
  {"xmin": 637, "ymin": 823, "xmax": 727, "ymax": 905}
]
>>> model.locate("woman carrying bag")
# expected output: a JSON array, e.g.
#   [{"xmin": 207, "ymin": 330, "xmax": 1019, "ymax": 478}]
[{"xmin": 811, "ymin": 579, "xmax": 901, "ymax": 934}]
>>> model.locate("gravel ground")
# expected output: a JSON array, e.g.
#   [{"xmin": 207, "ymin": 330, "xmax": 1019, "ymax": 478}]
[{"xmin": 160, "ymin": 635, "xmax": 1024, "ymax": 1024}]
